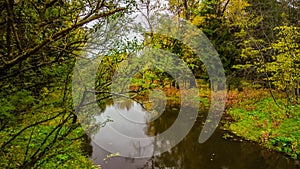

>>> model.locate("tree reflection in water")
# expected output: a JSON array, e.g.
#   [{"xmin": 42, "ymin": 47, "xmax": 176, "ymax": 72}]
[{"xmin": 90, "ymin": 99, "xmax": 298, "ymax": 169}]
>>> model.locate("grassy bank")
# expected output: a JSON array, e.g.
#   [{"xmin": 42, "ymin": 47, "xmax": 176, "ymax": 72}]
[{"xmin": 224, "ymin": 88, "xmax": 300, "ymax": 159}]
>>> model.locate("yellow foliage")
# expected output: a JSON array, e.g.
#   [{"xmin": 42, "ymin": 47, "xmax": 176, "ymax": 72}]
[{"xmin": 221, "ymin": 0, "xmax": 250, "ymax": 27}]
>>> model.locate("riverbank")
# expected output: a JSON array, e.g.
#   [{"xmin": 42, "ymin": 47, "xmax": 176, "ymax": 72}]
[
  {"xmin": 224, "ymin": 88, "xmax": 300, "ymax": 159},
  {"xmin": 90, "ymin": 88, "xmax": 300, "ymax": 169},
  {"xmin": 133, "ymin": 84, "xmax": 300, "ymax": 160}
]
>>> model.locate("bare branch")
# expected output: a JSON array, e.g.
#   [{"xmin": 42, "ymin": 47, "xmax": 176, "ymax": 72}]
[{"xmin": 0, "ymin": 7, "xmax": 126, "ymax": 73}]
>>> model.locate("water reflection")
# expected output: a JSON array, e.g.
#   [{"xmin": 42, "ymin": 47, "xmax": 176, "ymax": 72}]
[
  {"xmin": 92, "ymin": 100, "xmax": 155, "ymax": 157},
  {"xmin": 90, "ymin": 100, "xmax": 299, "ymax": 169}
]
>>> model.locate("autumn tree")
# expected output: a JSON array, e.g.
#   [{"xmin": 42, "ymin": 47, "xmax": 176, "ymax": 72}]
[{"xmin": 0, "ymin": 0, "xmax": 130, "ymax": 168}]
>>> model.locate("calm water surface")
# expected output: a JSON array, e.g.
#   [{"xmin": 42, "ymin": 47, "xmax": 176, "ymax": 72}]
[{"xmin": 89, "ymin": 100, "xmax": 299, "ymax": 169}]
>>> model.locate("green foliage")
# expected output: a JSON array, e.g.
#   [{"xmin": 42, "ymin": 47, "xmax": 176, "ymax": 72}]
[
  {"xmin": 0, "ymin": 90, "xmax": 35, "ymax": 127},
  {"xmin": 227, "ymin": 90, "xmax": 300, "ymax": 159},
  {"xmin": 1, "ymin": 0, "xmax": 300, "ymax": 167},
  {"xmin": 0, "ymin": 0, "xmax": 129, "ymax": 168},
  {"xmin": 0, "ymin": 89, "xmax": 97, "ymax": 168},
  {"xmin": 232, "ymin": 0, "xmax": 300, "ymax": 102},
  {"xmin": 237, "ymin": 24, "xmax": 300, "ymax": 101},
  {"xmin": 264, "ymin": 26, "xmax": 300, "ymax": 94}
]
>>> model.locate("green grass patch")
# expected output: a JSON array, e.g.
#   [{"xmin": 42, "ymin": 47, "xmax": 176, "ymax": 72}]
[{"xmin": 226, "ymin": 90, "xmax": 300, "ymax": 159}]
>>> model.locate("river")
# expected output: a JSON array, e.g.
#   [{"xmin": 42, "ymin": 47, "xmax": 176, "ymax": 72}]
[{"xmin": 88, "ymin": 100, "xmax": 299, "ymax": 169}]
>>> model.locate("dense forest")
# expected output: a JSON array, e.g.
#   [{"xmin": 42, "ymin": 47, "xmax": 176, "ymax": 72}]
[{"xmin": 0, "ymin": 0, "xmax": 299, "ymax": 168}]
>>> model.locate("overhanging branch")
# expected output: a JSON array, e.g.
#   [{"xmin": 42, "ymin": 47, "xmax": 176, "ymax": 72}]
[{"xmin": 0, "ymin": 7, "xmax": 126, "ymax": 73}]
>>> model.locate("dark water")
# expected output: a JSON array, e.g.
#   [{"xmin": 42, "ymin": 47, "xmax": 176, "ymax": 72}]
[{"xmin": 89, "ymin": 100, "xmax": 300, "ymax": 169}]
